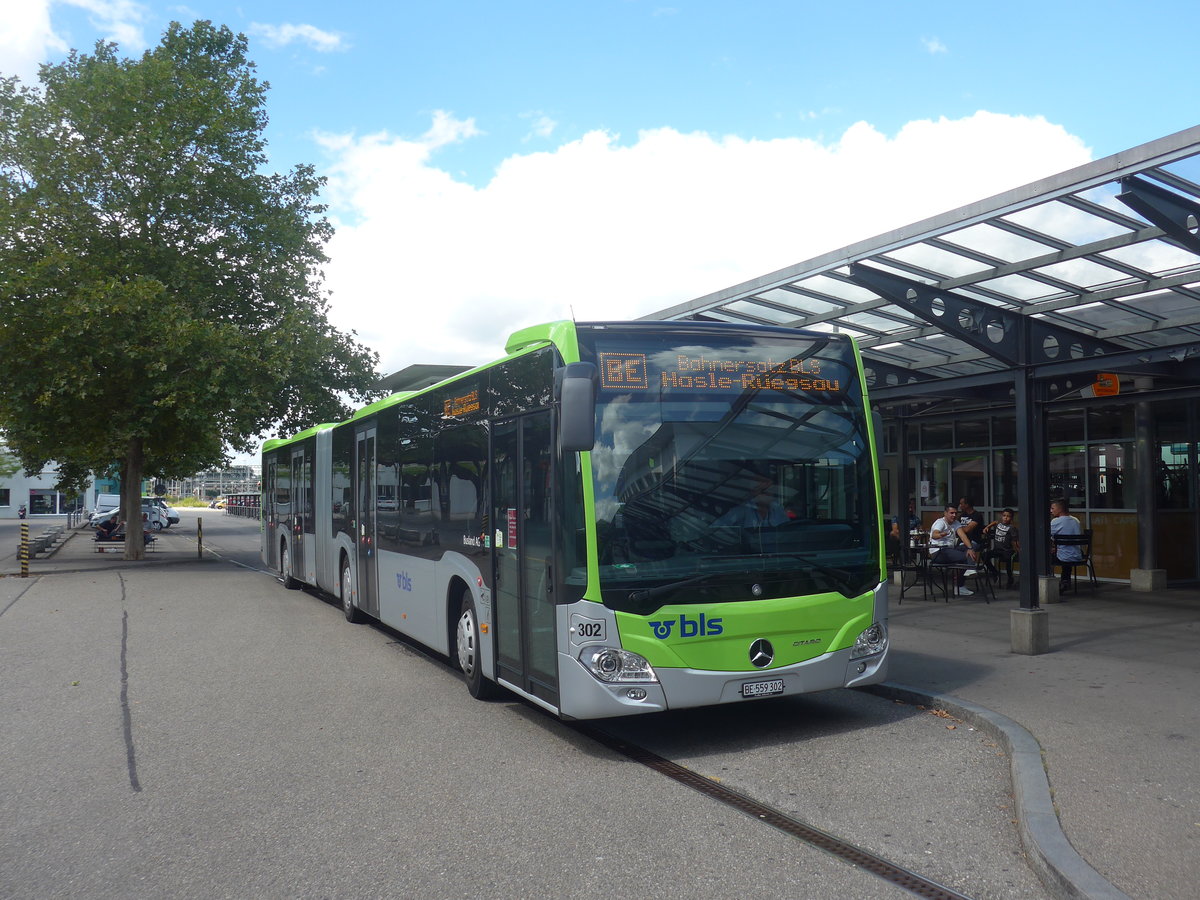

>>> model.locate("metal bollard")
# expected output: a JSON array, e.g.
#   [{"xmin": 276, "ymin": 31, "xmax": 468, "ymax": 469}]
[
  {"xmin": 197, "ymin": 517, "xmax": 203, "ymax": 559},
  {"xmin": 19, "ymin": 522, "xmax": 29, "ymax": 577}
]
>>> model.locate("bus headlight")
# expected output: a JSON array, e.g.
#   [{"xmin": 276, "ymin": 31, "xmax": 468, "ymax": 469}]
[
  {"xmin": 580, "ymin": 647, "xmax": 658, "ymax": 684},
  {"xmin": 850, "ymin": 622, "xmax": 888, "ymax": 659}
]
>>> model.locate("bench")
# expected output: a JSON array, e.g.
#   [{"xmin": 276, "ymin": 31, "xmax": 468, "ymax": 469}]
[{"xmin": 94, "ymin": 540, "xmax": 157, "ymax": 553}]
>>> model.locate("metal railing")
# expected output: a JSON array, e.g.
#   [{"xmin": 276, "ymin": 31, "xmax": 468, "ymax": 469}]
[{"xmin": 224, "ymin": 494, "xmax": 261, "ymax": 518}]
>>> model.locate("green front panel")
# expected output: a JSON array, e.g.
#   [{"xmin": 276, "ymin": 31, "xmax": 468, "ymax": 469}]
[{"xmin": 615, "ymin": 592, "xmax": 874, "ymax": 671}]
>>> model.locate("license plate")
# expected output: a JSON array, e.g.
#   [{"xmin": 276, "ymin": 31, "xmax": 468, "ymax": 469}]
[{"xmin": 741, "ymin": 679, "xmax": 785, "ymax": 698}]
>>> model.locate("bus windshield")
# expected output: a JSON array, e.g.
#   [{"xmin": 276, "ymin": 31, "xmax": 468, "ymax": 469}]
[{"xmin": 579, "ymin": 325, "xmax": 880, "ymax": 612}]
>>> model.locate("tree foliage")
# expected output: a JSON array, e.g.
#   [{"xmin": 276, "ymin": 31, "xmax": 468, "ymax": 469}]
[
  {"xmin": 0, "ymin": 445, "xmax": 19, "ymax": 482},
  {"xmin": 0, "ymin": 21, "xmax": 379, "ymax": 556}
]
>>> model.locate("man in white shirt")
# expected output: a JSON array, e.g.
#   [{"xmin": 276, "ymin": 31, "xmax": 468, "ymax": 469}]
[{"xmin": 929, "ymin": 504, "xmax": 980, "ymax": 595}]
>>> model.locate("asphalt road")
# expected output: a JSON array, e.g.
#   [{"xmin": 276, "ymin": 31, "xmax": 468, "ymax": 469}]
[{"xmin": 0, "ymin": 512, "xmax": 1049, "ymax": 899}]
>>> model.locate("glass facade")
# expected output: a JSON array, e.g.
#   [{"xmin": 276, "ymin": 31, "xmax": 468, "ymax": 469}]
[
  {"xmin": 29, "ymin": 489, "xmax": 68, "ymax": 515},
  {"xmin": 883, "ymin": 396, "xmax": 1200, "ymax": 582}
]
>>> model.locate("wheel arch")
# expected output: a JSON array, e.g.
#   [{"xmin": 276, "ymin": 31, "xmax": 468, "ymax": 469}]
[{"xmin": 446, "ymin": 576, "xmax": 471, "ymax": 664}]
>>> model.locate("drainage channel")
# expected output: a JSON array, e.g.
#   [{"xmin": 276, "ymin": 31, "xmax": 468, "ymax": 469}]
[{"xmin": 580, "ymin": 725, "xmax": 976, "ymax": 900}]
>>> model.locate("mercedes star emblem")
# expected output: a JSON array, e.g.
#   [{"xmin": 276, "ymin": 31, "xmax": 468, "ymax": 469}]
[{"xmin": 749, "ymin": 638, "xmax": 774, "ymax": 668}]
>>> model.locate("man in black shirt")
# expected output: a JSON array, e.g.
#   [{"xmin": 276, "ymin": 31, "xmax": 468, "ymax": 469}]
[{"xmin": 956, "ymin": 497, "xmax": 985, "ymax": 551}]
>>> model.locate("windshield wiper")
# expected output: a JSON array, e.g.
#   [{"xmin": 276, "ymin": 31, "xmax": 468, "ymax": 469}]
[
  {"xmin": 776, "ymin": 552, "xmax": 865, "ymax": 596},
  {"xmin": 626, "ymin": 574, "xmax": 711, "ymax": 605},
  {"xmin": 601, "ymin": 573, "xmax": 716, "ymax": 615}
]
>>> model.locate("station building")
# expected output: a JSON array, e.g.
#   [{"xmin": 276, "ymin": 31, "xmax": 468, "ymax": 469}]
[
  {"xmin": 0, "ymin": 461, "xmax": 91, "ymax": 518},
  {"xmin": 646, "ymin": 125, "xmax": 1200, "ymax": 595}
]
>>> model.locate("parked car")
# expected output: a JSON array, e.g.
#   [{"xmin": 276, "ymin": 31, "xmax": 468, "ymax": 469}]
[{"xmin": 89, "ymin": 501, "xmax": 169, "ymax": 531}]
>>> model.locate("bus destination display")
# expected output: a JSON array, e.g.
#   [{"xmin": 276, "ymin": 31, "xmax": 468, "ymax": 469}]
[{"xmin": 597, "ymin": 350, "xmax": 842, "ymax": 394}]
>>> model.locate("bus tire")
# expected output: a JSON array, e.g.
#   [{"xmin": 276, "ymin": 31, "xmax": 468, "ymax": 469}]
[
  {"xmin": 280, "ymin": 541, "xmax": 300, "ymax": 590},
  {"xmin": 341, "ymin": 557, "xmax": 363, "ymax": 623},
  {"xmin": 456, "ymin": 594, "xmax": 500, "ymax": 700}
]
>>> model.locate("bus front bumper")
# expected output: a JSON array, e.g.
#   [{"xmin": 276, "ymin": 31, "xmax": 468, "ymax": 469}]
[{"xmin": 558, "ymin": 644, "xmax": 888, "ymax": 720}]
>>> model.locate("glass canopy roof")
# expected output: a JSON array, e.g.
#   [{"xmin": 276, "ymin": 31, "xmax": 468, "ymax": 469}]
[{"xmin": 646, "ymin": 126, "xmax": 1200, "ymax": 402}]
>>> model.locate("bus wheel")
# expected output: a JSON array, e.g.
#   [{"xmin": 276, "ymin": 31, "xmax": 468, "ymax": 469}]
[
  {"xmin": 340, "ymin": 558, "xmax": 363, "ymax": 623},
  {"xmin": 280, "ymin": 543, "xmax": 299, "ymax": 590},
  {"xmin": 456, "ymin": 594, "xmax": 500, "ymax": 700}
]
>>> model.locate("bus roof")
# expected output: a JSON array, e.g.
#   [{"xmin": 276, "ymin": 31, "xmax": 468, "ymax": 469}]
[
  {"xmin": 264, "ymin": 319, "xmax": 844, "ymax": 451},
  {"xmin": 261, "ymin": 422, "xmax": 338, "ymax": 454},
  {"xmin": 347, "ymin": 320, "xmax": 581, "ymax": 423}
]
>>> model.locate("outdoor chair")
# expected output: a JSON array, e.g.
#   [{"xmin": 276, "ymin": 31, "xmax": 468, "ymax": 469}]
[
  {"xmin": 929, "ymin": 560, "xmax": 994, "ymax": 603},
  {"xmin": 982, "ymin": 533, "xmax": 1019, "ymax": 588},
  {"xmin": 1053, "ymin": 529, "xmax": 1097, "ymax": 593}
]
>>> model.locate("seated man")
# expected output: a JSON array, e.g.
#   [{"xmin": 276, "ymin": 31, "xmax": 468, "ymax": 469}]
[
  {"xmin": 928, "ymin": 504, "xmax": 980, "ymax": 595},
  {"xmin": 1050, "ymin": 499, "xmax": 1084, "ymax": 593},
  {"xmin": 982, "ymin": 508, "xmax": 1020, "ymax": 588},
  {"xmin": 714, "ymin": 476, "xmax": 789, "ymax": 528},
  {"xmin": 886, "ymin": 499, "xmax": 921, "ymax": 564},
  {"xmin": 956, "ymin": 497, "xmax": 985, "ymax": 552},
  {"xmin": 94, "ymin": 516, "xmax": 122, "ymax": 541},
  {"xmin": 886, "ymin": 518, "xmax": 902, "ymax": 563}
]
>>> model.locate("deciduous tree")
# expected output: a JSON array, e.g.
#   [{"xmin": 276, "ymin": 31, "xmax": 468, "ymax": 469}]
[{"xmin": 0, "ymin": 21, "xmax": 379, "ymax": 558}]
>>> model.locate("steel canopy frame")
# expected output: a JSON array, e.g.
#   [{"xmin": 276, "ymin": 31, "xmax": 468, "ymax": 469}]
[{"xmin": 644, "ymin": 125, "xmax": 1200, "ymax": 608}]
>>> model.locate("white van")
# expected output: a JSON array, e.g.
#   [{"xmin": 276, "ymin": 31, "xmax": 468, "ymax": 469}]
[
  {"xmin": 89, "ymin": 496, "xmax": 169, "ymax": 530},
  {"xmin": 143, "ymin": 496, "xmax": 180, "ymax": 526}
]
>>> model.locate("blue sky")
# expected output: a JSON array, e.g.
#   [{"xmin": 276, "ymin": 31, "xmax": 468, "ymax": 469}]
[
  {"xmin": 6, "ymin": 1, "xmax": 1199, "ymax": 389},
  {"xmin": 14, "ymin": 2, "xmax": 1196, "ymax": 183}
]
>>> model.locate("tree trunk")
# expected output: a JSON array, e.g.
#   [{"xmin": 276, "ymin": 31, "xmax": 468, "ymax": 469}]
[{"xmin": 122, "ymin": 438, "xmax": 146, "ymax": 561}]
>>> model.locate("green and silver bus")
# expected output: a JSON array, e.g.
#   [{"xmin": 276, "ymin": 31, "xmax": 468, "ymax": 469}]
[{"xmin": 262, "ymin": 320, "xmax": 888, "ymax": 719}]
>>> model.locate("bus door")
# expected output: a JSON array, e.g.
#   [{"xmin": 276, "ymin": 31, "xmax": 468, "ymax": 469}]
[
  {"xmin": 291, "ymin": 449, "xmax": 306, "ymax": 578},
  {"xmin": 493, "ymin": 412, "xmax": 559, "ymax": 708},
  {"xmin": 264, "ymin": 459, "xmax": 277, "ymax": 565},
  {"xmin": 356, "ymin": 426, "xmax": 379, "ymax": 617}
]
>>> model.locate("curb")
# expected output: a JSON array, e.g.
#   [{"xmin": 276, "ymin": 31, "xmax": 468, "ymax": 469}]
[{"xmin": 863, "ymin": 683, "xmax": 1133, "ymax": 900}]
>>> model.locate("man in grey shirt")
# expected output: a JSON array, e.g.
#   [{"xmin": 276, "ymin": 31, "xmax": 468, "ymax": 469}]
[{"xmin": 1050, "ymin": 499, "xmax": 1084, "ymax": 594}]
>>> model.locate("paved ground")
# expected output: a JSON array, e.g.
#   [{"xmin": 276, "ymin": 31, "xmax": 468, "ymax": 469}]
[
  {"xmin": 2, "ymin": 514, "xmax": 1197, "ymax": 899},
  {"xmin": 880, "ymin": 587, "xmax": 1200, "ymax": 900}
]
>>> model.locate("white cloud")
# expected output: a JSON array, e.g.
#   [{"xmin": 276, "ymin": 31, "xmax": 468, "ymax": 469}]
[
  {"xmin": 521, "ymin": 111, "xmax": 557, "ymax": 142},
  {"xmin": 316, "ymin": 112, "xmax": 1092, "ymax": 376},
  {"xmin": 0, "ymin": 0, "xmax": 147, "ymax": 81},
  {"xmin": 922, "ymin": 36, "xmax": 948, "ymax": 54},
  {"xmin": 421, "ymin": 109, "xmax": 483, "ymax": 149},
  {"xmin": 249, "ymin": 22, "xmax": 348, "ymax": 53},
  {"xmin": 0, "ymin": 2, "xmax": 65, "ymax": 80},
  {"xmin": 75, "ymin": 0, "xmax": 147, "ymax": 50}
]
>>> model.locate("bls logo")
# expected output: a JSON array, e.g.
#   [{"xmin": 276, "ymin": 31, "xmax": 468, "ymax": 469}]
[
  {"xmin": 397, "ymin": 572, "xmax": 413, "ymax": 591},
  {"xmin": 649, "ymin": 613, "xmax": 723, "ymax": 640}
]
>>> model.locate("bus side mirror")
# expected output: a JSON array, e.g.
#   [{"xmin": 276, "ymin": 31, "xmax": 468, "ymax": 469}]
[{"xmin": 559, "ymin": 362, "xmax": 597, "ymax": 452}]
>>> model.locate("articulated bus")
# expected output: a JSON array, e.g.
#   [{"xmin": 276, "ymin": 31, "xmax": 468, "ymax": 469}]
[{"xmin": 261, "ymin": 320, "xmax": 889, "ymax": 719}]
